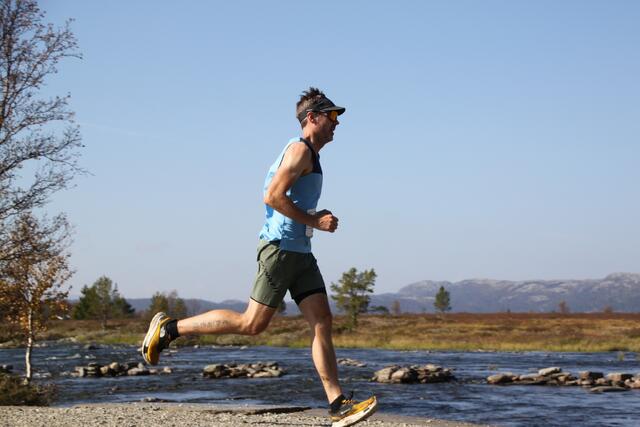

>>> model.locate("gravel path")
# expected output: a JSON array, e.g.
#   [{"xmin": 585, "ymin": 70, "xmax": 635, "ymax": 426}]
[{"xmin": 0, "ymin": 403, "xmax": 486, "ymax": 427}]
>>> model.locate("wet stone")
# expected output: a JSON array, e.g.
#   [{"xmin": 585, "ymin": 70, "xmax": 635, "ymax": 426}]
[
  {"xmin": 487, "ymin": 373, "xmax": 517, "ymax": 385},
  {"xmin": 127, "ymin": 367, "xmax": 150, "ymax": 376},
  {"xmin": 538, "ymin": 367, "xmax": 562, "ymax": 376},
  {"xmin": 606, "ymin": 373, "xmax": 633, "ymax": 382},
  {"xmin": 202, "ymin": 362, "xmax": 285, "ymax": 379},
  {"xmin": 372, "ymin": 364, "xmax": 455, "ymax": 384},
  {"xmin": 71, "ymin": 361, "xmax": 170, "ymax": 378},
  {"xmin": 337, "ymin": 358, "xmax": 367, "ymax": 368},
  {"xmin": 579, "ymin": 371, "xmax": 604, "ymax": 380},
  {"xmin": 517, "ymin": 373, "xmax": 539, "ymax": 381},
  {"xmin": 489, "ymin": 368, "xmax": 640, "ymax": 391}
]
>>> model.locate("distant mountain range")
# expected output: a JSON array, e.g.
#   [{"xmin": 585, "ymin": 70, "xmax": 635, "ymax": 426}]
[
  {"xmin": 126, "ymin": 298, "xmax": 248, "ymax": 315},
  {"xmin": 370, "ymin": 272, "xmax": 640, "ymax": 313},
  {"xmin": 127, "ymin": 273, "xmax": 640, "ymax": 315}
]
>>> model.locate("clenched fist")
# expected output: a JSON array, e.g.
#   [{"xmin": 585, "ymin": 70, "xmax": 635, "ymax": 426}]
[{"xmin": 314, "ymin": 209, "xmax": 339, "ymax": 232}]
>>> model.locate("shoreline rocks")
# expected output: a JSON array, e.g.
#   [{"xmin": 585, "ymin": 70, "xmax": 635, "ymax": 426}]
[
  {"xmin": 73, "ymin": 362, "xmax": 172, "ymax": 378},
  {"xmin": 337, "ymin": 358, "xmax": 367, "ymax": 367},
  {"xmin": 372, "ymin": 364, "xmax": 455, "ymax": 384},
  {"xmin": 487, "ymin": 367, "xmax": 640, "ymax": 392},
  {"xmin": 202, "ymin": 362, "xmax": 285, "ymax": 379}
]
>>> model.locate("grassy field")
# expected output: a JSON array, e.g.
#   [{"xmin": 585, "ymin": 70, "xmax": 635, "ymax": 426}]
[{"xmin": 4, "ymin": 313, "xmax": 640, "ymax": 352}]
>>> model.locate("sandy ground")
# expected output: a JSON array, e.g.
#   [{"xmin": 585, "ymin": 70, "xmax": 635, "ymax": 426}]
[{"xmin": 0, "ymin": 403, "xmax": 487, "ymax": 427}]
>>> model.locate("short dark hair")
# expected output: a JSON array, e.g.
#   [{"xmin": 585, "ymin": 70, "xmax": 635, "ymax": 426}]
[{"xmin": 296, "ymin": 87, "xmax": 326, "ymax": 128}]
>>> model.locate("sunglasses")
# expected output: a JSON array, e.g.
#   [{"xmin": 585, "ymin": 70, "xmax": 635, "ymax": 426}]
[
  {"xmin": 320, "ymin": 110, "xmax": 339, "ymax": 122},
  {"xmin": 304, "ymin": 109, "xmax": 339, "ymax": 123}
]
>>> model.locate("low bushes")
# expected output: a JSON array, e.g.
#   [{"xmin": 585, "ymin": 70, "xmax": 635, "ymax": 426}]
[{"xmin": 0, "ymin": 373, "xmax": 56, "ymax": 406}]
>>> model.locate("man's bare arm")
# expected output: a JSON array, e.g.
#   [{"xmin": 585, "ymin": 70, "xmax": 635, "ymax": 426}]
[{"xmin": 263, "ymin": 142, "xmax": 338, "ymax": 232}]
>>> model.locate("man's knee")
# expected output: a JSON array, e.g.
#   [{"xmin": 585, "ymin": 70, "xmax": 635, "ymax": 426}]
[
  {"xmin": 241, "ymin": 314, "xmax": 271, "ymax": 336},
  {"xmin": 311, "ymin": 310, "xmax": 333, "ymax": 331}
]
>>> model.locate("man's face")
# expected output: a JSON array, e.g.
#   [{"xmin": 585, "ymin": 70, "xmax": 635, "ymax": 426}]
[{"xmin": 315, "ymin": 111, "xmax": 339, "ymax": 143}]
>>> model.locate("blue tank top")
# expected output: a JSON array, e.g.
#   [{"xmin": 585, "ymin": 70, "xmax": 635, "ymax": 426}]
[{"xmin": 258, "ymin": 137, "xmax": 323, "ymax": 253}]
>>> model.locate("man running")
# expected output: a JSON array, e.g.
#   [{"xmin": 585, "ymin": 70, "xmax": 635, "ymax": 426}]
[{"xmin": 142, "ymin": 87, "xmax": 377, "ymax": 427}]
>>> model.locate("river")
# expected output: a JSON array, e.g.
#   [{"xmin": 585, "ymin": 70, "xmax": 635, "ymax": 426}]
[{"xmin": 1, "ymin": 343, "xmax": 638, "ymax": 426}]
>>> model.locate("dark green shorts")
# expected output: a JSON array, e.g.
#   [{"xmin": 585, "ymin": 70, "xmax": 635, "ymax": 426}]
[{"xmin": 250, "ymin": 240, "xmax": 326, "ymax": 308}]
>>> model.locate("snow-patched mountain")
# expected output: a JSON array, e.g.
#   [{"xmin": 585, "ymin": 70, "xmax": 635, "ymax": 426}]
[{"xmin": 371, "ymin": 273, "xmax": 640, "ymax": 313}]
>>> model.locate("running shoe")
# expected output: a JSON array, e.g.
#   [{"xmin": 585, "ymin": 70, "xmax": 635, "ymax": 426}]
[
  {"xmin": 141, "ymin": 312, "xmax": 173, "ymax": 365},
  {"xmin": 330, "ymin": 393, "xmax": 378, "ymax": 427}
]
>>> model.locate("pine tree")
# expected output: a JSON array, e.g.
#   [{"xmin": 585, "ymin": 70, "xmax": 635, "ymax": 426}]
[
  {"xmin": 72, "ymin": 276, "xmax": 134, "ymax": 328},
  {"xmin": 433, "ymin": 286, "xmax": 451, "ymax": 314},
  {"xmin": 330, "ymin": 267, "xmax": 376, "ymax": 329},
  {"xmin": 146, "ymin": 290, "xmax": 187, "ymax": 319}
]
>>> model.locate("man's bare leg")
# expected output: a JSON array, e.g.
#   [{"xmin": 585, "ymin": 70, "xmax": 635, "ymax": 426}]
[
  {"xmin": 298, "ymin": 293, "xmax": 342, "ymax": 403},
  {"xmin": 178, "ymin": 299, "xmax": 276, "ymax": 336}
]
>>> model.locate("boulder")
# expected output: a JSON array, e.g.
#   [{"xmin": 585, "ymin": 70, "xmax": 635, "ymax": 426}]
[
  {"xmin": 203, "ymin": 364, "xmax": 228, "ymax": 378},
  {"xmin": 127, "ymin": 367, "xmax": 150, "ymax": 376},
  {"xmin": 0, "ymin": 364, "xmax": 13, "ymax": 374},
  {"xmin": 556, "ymin": 374, "xmax": 574, "ymax": 384},
  {"xmin": 419, "ymin": 368, "xmax": 454, "ymax": 384},
  {"xmin": 202, "ymin": 362, "xmax": 285, "ymax": 379},
  {"xmin": 71, "ymin": 361, "xmax": 170, "ymax": 378},
  {"xmin": 487, "ymin": 373, "xmax": 516, "ymax": 385},
  {"xmin": 371, "ymin": 366, "xmax": 398, "ymax": 383},
  {"xmin": 372, "ymin": 364, "xmax": 454, "ymax": 384},
  {"xmin": 538, "ymin": 367, "xmax": 562, "ymax": 376},
  {"xmin": 265, "ymin": 368, "xmax": 283, "ymax": 377},
  {"xmin": 606, "ymin": 373, "xmax": 633, "ymax": 382},
  {"xmin": 390, "ymin": 368, "xmax": 416, "ymax": 383},
  {"xmin": 579, "ymin": 371, "xmax": 603, "ymax": 380},
  {"xmin": 517, "ymin": 373, "xmax": 540, "ymax": 381},
  {"xmin": 337, "ymin": 358, "xmax": 367, "ymax": 367},
  {"xmin": 252, "ymin": 371, "xmax": 273, "ymax": 378}
]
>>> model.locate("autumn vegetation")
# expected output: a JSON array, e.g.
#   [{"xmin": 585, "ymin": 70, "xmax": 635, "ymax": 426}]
[{"xmin": 12, "ymin": 311, "xmax": 639, "ymax": 353}]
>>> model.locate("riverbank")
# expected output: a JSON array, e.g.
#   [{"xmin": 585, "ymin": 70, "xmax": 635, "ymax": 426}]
[
  {"xmin": 0, "ymin": 403, "xmax": 485, "ymax": 427},
  {"xmin": 2, "ymin": 313, "xmax": 640, "ymax": 352},
  {"xmin": 2, "ymin": 343, "xmax": 639, "ymax": 426}
]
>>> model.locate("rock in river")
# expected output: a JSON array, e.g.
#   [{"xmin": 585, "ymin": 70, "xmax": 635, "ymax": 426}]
[
  {"xmin": 371, "ymin": 364, "xmax": 455, "ymax": 384},
  {"xmin": 202, "ymin": 362, "xmax": 285, "ymax": 379}
]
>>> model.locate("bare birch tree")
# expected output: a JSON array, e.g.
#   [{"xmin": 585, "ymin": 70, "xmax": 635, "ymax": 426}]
[
  {"xmin": 0, "ymin": 0, "xmax": 82, "ymax": 259},
  {"xmin": 0, "ymin": 0, "xmax": 80, "ymax": 384}
]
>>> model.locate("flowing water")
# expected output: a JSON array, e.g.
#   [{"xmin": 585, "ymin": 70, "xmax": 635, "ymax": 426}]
[{"xmin": 1, "ymin": 343, "xmax": 639, "ymax": 426}]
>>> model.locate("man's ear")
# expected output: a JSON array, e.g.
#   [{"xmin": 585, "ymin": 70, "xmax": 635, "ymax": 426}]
[{"xmin": 306, "ymin": 111, "xmax": 317, "ymax": 125}]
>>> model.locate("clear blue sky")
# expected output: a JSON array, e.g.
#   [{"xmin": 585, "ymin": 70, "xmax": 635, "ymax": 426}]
[{"xmin": 42, "ymin": 1, "xmax": 639, "ymax": 301}]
